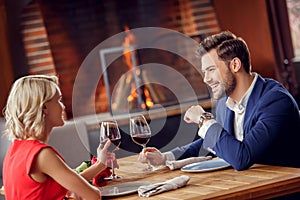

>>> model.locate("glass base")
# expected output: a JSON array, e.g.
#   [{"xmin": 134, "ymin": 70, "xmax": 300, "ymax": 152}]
[
  {"xmin": 142, "ymin": 164, "xmax": 154, "ymax": 172},
  {"xmin": 104, "ymin": 175, "xmax": 122, "ymax": 180}
]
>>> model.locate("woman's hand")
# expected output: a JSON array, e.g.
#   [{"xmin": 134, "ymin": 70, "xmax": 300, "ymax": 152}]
[
  {"xmin": 96, "ymin": 140, "xmax": 110, "ymax": 164},
  {"xmin": 65, "ymin": 191, "xmax": 83, "ymax": 200},
  {"xmin": 97, "ymin": 141, "xmax": 119, "ymax": 169},
  {"xmin": 65, "ymin": 188, "xmax": 100, "ymax": 200},
  {"xmin": 106, "ymin": 151, "xmax": 119, "ymax": 169}
]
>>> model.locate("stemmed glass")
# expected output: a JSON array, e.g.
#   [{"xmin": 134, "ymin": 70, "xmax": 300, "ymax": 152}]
[
  {"xmin": 129, "ymin": 114, "xmax": 153, "ymax": 172},
  {"xmin": 99, "ymin": 120, "xmax": 121, "ymax": 179}
]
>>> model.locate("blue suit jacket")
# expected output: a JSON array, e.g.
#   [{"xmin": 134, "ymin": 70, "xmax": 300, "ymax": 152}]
[{"xmin": 171, "ymin": 75, "xmax": 300, "ymax": 170}]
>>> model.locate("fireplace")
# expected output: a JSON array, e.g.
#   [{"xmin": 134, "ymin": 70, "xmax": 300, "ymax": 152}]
[
  {"xmin": 72, "ymin": 27, "xmax": 212, "ymax": 119},
  {"xmin": 100, "ymin": 27, "xmax": 211, "ymax": 115},
  {"xmin": 17, "ymin": 0, "xmax": 220, "ymax": 118},
  {"xmin": 11, "ymin": 0, "xmax": 221, "ymax": 157},
  {"xmin": 79, "ymin": 27, "xmax": 215, "ymax": 158}
]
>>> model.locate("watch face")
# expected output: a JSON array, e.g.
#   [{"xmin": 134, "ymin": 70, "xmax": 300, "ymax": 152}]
[
  {"xmin": 203, "ymin": 112, "xmax": 214, "ymax": 119},
  {"xmin": 199, "ymin": 112, "xmax": 214, "ymax": 128}
]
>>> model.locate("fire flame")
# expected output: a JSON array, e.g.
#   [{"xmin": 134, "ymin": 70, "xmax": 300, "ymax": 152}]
[
  {"xmin": 122, "ymin": 26, "xmax": 135, "ymax": 70},
  {"xmin": 122, "ymin": 26, "xmax": 154, "ymax": 109}
]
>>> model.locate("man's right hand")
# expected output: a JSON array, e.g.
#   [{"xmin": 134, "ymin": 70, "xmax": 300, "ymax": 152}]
[
  {"xmin": 138, "ymin": 147, "xmax": 166, "ymax": 166},
  {"xmin": 184, "ymin": 105, "xmax": 205, "ymax": 124}
]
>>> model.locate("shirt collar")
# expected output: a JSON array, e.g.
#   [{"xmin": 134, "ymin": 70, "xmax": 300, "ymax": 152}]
[{"xmin": 226, "ymin": 73, "xmax": 258, "ymax": 114}]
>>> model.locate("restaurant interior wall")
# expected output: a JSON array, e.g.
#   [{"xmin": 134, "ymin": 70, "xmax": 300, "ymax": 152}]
[
  {"xmin": 0, "ymin": 0, "xmax": 219, "ymax": 162},
  {"xmin": 36, "ymin": 0, "xmax": 219, "ymax": 118},
  {"xmin": 1, "ymin": 1, "xmax": 300, "ymax": 191},
  {"xmin": 2, "ymin": 0, "xmax": 298, "ymax": 118}
]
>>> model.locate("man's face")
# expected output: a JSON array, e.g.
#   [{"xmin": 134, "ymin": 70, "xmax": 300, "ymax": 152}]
[{"xmin": 201, "ymin": 49, "xmax": 236, "ymax": 99}]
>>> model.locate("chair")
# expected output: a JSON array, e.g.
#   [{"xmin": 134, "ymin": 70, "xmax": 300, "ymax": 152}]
[
  {"xmin": 48, "ymin": 120, "xmax": 91, "ymax": 168},
  {"xmin": 0, "ymin": 118, "xmax": 10, "ymax": 200}
]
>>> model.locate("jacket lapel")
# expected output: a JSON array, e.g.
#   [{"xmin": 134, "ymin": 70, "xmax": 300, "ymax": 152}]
[
  {"xmin": 224, "ymin": 108, "xmax": 235, "ymax": 135},
  {"xmin": 243, "ymin": 75, "xmax": 265, "ymax": 132}
]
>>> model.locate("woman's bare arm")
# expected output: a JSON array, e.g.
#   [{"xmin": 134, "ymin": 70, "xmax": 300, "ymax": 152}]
[{"xmin": 36, "ymin": 148, "xmax": 101, "ymax": 200}]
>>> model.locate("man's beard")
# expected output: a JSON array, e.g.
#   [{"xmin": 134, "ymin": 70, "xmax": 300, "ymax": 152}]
[
  {"xmin": 224, "ymin": 69, "xmax": 236, "ymax": 97},
  {"xmin": 212, "ymin": 84, "xmax": 226, "ymax": 100},
  {"xmin": 212, "ymin": 69, "xmax": 236, "ymax": 99}
]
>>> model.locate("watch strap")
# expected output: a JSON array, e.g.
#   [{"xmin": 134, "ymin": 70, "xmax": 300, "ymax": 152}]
[{"xmin": 198, "ymin": 112, "xmax": 214, "ymax": 128}]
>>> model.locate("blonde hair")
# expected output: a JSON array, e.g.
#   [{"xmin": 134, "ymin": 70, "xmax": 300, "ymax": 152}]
[{"xmin": 4, "ymin": 75, "xmax": 60, "ymax": 141}]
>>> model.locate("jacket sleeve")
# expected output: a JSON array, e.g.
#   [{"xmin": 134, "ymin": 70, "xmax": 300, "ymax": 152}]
[
  {"xmin": 170, "ymin": 138, "xmax": 212, "ymax": 160},
  {"xmin": 169, "ymin": 98, "xmax": 226, "ymax": 161},
  {"xmin": 204, "ymin": 88, "xmax": 300, "ymax": 171}
]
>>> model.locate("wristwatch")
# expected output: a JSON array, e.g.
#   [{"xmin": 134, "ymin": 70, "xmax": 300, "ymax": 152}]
[{"xmin": 198, "ymin": 112, "xmax": 214, "ymax": 128}]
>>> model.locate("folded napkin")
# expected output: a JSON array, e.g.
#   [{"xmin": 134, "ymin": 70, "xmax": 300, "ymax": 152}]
[
  {"xmin": 166, "ymin": 156, "xmax": 212, "ymax": 170},
  {"xmin": 138, "ymin": 175, "xmax": 190, "ymax": 197}
]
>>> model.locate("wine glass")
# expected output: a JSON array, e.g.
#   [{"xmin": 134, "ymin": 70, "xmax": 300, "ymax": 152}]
[
  {"xmin": 129, "ymin": 114, "xmax": 153, "ymax": 171},
  {"xmin": 99, "ymin": 120, "xmax": 121, "ymax": 179}
]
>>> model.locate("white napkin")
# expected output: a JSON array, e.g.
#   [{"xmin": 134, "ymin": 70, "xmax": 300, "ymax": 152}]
[
  {"xmin": 138, "ymin": 175, "xmax": 190, "ymax": 197},
  {"xmin": 166, "ymin": 156, "xmax": 212, "ymax": 170}
]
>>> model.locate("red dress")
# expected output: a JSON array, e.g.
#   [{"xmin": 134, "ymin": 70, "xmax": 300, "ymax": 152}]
[{"xmin": 3, "ymin": 140, "xmax": 68, "ymax": 200}]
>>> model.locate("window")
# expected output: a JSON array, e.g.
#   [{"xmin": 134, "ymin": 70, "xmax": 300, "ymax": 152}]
[{"xmin": 287, "ymin": 0, "xmax": 300, "ymax": 59}]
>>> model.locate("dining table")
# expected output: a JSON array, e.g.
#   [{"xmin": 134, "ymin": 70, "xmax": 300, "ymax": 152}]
[{"xmin": 100, "ymin": 155, "xmax": 300, "ymax": 200}]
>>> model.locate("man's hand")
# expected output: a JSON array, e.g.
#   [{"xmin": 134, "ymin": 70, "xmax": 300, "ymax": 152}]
[
  {"xmin": 184, "ymin": 105, "xmax": 205, "ymax": 124},
  {"xmin": 138, "ymin": 147, "xmax": 166, "ymax": 166}
]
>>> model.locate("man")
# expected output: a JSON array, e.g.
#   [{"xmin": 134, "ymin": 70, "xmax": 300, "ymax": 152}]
[{"xmin": 140, "ymin": 31, "xmax": 300, "ymax": 171}]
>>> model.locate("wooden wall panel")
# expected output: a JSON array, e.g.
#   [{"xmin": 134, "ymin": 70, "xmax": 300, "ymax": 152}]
[
  {"xmin": 38, "ymin": 0, "xmax": 220, "ymax": 118},
  {"xmin": 21, "ymin": 1, "xmax": 56, "ymax": 75},
  {"xmin": 0, "ymin": 0, "xmax": 14, "ymax": 117},
  {"xmin": 213, "ymin": 0, "xmax": 277, "ymax": 79}
]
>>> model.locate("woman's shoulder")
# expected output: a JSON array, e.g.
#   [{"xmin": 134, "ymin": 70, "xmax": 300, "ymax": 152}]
[
  {"xmin": 35, "ymin": 142, "xmax": 65, "ymax": 162},
  {"xmin": 15, "ymin": 140, "xmax": 63, "ymax": 162}
]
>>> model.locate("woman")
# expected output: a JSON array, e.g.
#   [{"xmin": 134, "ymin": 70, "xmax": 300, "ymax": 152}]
[{"xmin": 3, "ymin": 75, "xmax": 107, "ymax": 200}]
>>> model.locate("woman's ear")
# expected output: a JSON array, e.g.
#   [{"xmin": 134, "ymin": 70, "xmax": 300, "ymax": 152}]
[{"xmin": 43, "ymin": 104, "xmax": 48, "ymax": 115}]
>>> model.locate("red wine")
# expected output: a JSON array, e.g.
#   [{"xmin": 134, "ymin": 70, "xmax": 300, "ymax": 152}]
[
  {"xmin": 100, "ymin": 121, "xmax": 121, "ymax": 152},
  {"xmin": 108, "ymin": 138, "xmax": 121, "ymax": 152},
  {"xmin": 132, "ymin": 134, "xmax": 150, "ymax": 146},
  {"xmin": 111, "ymin": 138, "xmax": 121, "ymax": 147},
  {"xmin": 107, "ymin": 127, "xmax": 120, "ymax": 139}
]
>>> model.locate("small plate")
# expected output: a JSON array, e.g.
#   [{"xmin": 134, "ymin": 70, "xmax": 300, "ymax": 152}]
[
  {"xmin": 181, "ymin": 158, "xmax": 231, "ymax": 172},
  {"xmin": 99, "ymin": 181, "xmax": 151, "ymax": 197}
]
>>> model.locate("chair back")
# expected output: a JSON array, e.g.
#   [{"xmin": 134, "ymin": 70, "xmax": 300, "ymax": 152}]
[
  {"xmin": 0, "ymin": 118, "xmax": 10, "ymax": 186},
  {"xmin": 48, "ymin": 120, "xmax": 91, "ymax": 168}
]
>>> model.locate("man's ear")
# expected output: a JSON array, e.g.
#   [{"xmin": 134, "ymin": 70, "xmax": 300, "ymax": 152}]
[{"xmin": 230, "ymin": 57, "xmax": 241, "ymax": 73}]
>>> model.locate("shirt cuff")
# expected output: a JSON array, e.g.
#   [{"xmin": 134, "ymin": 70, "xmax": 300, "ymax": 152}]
[
  {"xmin": 163, "ymin": 151, "xmax": 175, "ymax": 164},
  {"xmin": 198, "ymin": 119, "xmax": 217, "ymax": 138}
]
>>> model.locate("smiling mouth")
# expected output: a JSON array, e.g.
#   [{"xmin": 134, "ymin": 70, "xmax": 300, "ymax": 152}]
[{"xmin": 209, "ymin": 83, "xmax": 219, "ymax": 90}]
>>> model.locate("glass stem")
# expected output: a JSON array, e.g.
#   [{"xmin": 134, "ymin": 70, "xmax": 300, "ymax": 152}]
[
  {"xmin": 143, "ymin": 145, "xmax": 152, "ymax": 170},
  {"xmin": 111, "ymin": 160, "xmax": 115, "ymax": 177}
]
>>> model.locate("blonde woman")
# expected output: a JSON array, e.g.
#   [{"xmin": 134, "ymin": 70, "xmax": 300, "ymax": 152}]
[{"xmin": 3, "ymin": 75, "xmax": 108, "ymax": 200}]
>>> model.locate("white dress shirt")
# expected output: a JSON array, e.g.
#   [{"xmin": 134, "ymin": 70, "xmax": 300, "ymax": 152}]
[
  {"xmin": 198, "ymin": 73, "xmax": 258, "ymax": 141},
  {"xmin": 166, "ymin": 73, "xmax": 258, "ymax": 162},
  {"xmin": 225, "ymin": 73, "xmax": 257, "ymax": 141}
]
